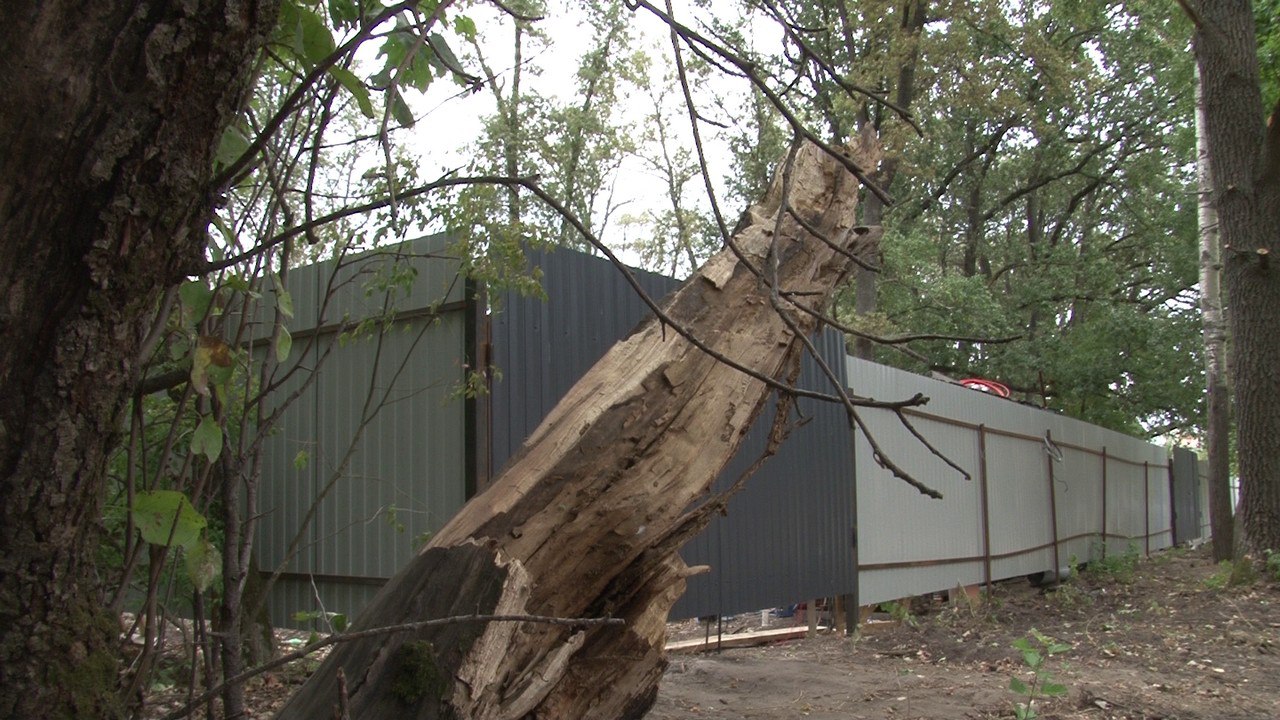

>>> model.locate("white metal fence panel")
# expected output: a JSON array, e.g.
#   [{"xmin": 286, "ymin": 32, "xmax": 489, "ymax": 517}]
[{"xmin": 848, "ymin": 356, "xmax": 1173, "ymax": 607}]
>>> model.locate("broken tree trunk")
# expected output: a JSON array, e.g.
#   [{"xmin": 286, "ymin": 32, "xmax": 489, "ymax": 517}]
[{"xmin": 275, "ymin": 139, "xmax": 880, "ymax": 720}]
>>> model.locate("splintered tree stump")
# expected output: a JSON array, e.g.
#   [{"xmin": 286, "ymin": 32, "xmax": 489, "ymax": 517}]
[{"xmin": 276, "ymin": 140, "xmax": 880, "ymax": 719}]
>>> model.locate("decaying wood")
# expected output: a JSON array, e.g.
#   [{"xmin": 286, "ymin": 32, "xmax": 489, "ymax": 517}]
[{"xmin": 276, "ymin": 140, "xmax": 878, "ymax": 719}]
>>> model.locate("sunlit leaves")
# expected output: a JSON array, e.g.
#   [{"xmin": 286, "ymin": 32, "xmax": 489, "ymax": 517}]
[
  {"xmin": 454, "ymin": 14, "xmax": 477, "ymax": 42},
  {"xmin": 371, "ymin": 20, "xmax": 438, "ymax": 90}
]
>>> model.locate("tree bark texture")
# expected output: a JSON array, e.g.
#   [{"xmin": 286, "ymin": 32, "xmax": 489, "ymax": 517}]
[
  {"xmin": 1194, "ymin": 0, "xmax": 1280, "ymax": 556},
  {"xmin": 1194, "ymin": 66, "xmax": 1235, "ymax": 561},
  {"xmin": 276, "ymin": 140, "xmax": 879, "ymax": 719},
  {"xmin": 0, "ymin": 2, "xmax": 277, "ymax": 717}
]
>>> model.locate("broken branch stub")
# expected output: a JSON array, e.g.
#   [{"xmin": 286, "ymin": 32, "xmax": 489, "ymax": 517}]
[{"xmin": 275, "ymin": 140, "xmax": 878, "ymax": 720}]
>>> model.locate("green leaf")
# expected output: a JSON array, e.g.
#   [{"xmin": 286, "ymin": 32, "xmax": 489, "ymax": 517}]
[
  {"xmin": 225, "ymin": 274, "xmax": 253, "ymax": 293},
  {"xmin": 328, "ymin": 65, "xmax": 375, "ymax": 119},
  {"xmin": 1021, "ymin": 649, "xmax": 1043, "ymax": 668},
  {"xmin": 275, "ymin": 325, "xmax": 293, "ymax": 363},
  {"xmin": 389, "ymin": 88, "xmax": 415, "ymax": 127},
  {"xmin": 293, "ymin": 449, "xmax": 310, "ymax": 470},
  {"xmin": 1008, "ymin": 671, "xmax": 1029, "ymax": 696},
  {"xmin": 453, "ymin": 14, "xmax": 477, "ymax": 41},
  {"xmin": 331, "ymin": 613, "xmax": 349, "ymax": 632},
  {"xmin": 190, "ymin": 336, "xmax": 232, "ymax": 397},
  {"xmin": 168, "ymin": 335, "xmax": 190, "ymax": 362},
  {"xmin": 191, "ymin": 415, "xmax": 223, "ymax": 462},
  {"xmin": 1046, "ymin": 642, "xmax": 1071, "ymax": 655},
  {"xmin": 373, "ymin": 21, "xmax": 434, "ymax": 90},
  {"xmin": 426, "ymin": 32, "xmax": 464, "ymax": 77},
  {"xmin": 207, "ymin": 362, "xmax": 236, "ymax": 406},
  {"xmin": 210, "ymin": 213, "xmax": 237, "ymax": 250},
  {"xmin": 180, "ymin": 281, "xmax": 214, "ymax": 322},
  {"xmin": 1041, "ymin": 682, "xmax": 1068, "ymax": 697},
  {"xmin": 184, "ymin": 536, "xmax": 221, "ymax": 593},
  {"xmin": 282, "ymin": 0, "xmax": 336, "ymax": 66},
  {"xmin": 1012, "ymin": 637, "xmax": 1034, "ymax": 652},
  {"xmin": 215, "ymin": 125, "xmax": 251, "ymax": 170},
  {"xmin": 328, "ymin": 0, "xmax": 358, "ymax": 26},
  {"xmin": 132, "ymin": 490, "xmax": 207, "ymax": 549},
  {"xmin": 273, "ymin": 274, "xmax": 295, "ymax": 319}
]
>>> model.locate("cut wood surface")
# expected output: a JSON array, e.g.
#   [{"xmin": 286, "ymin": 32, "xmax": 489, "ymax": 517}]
[{"xmin": 276, "ymin": 139, "xmax": 879, "ymax": 719}]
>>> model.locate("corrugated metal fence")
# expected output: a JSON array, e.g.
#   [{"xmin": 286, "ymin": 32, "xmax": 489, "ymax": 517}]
[
  {"xmin": 850, "ymin": 357, "xmax": 1180, "ymax": 606},
  {"xmin": 256, "ymin": 235, "xmax": 472, "ymax": 626},
  {"xmin": 256, "ymin": 238, "xmax": 1203, "ymax": 629}
]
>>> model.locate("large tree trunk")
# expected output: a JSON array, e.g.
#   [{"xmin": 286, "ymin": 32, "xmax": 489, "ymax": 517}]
[
  {"xmin": 277, "ymin": 140, "xmax": 879, "ymax": 719},
  {"xmin": 0, "ymin": 2, "xmax": 277, "ymax": 717},
  {"xmin": 1194, "ymin": 66, "xmax": 1235, "ymax": 561},
  {"xmin": 1194, "ymin": 1, "xmax": 1280, "ymax": 556}
]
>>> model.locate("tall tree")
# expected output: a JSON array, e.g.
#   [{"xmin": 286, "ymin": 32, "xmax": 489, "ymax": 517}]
[
  {"xmin": 724, "ymin": 0, "xmax": 1201, "ymax": 437},
  {"xmin": 1191, "ymin": 0, "xmax": 1280, "ymax": 554},
  {"xmin": 1195, "ymin": 66, "xmax": 1234, "ymax": 561},
  {"xmin": 0, "ymin": 2, "xmax": 279, "ymax": 716},
  {"xmin": 869, "ymin": 0, "xmax": 1200, "ymax": 436}
]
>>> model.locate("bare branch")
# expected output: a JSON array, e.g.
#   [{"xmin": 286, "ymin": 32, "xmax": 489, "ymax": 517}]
[
  {"xmin": 489, "ymin": 0, "xmax": 546, "ymax": 22},
  {"xmin": 894, "ymin": 409, "xmax": 972, "ymax": 480},
  {"xmin": 753, "ymin": 0, "xmax": 922, "ymax": 136},
  {"xmin": 626, "ymin": 0, "xmax": 894, "ymax": 205}
]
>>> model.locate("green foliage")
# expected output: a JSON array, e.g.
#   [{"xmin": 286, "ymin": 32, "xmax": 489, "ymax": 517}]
[
  {"xmin": 129, "ymin": 490, "xmax": 222, "ymax": 593},
  {"xmin": 1009, "ymin": 629, "xmax": 1071, "ymax": 720},
  {"xmin": 1256, "ymin": 0, "xmax": 1280, "ymax": 111},
  {"xmin": 880, "ymin": 600, "xmax": 919, "ymax": 628},
  {"xmin": 1204, "ymin": 558, "xmax": 1258, "ymax": 590},
  {"xmin": 1265, "ymin": 550, "xmax": 1280, "ymax": 582},
  {"xmin": 746, "ymin": 0, "xmax": 1203, "ymax": 438},
  {"xmin": 190, "ymin": 414, "xmax": 224, "ymax": 462},
  {"xmin": 1087, "ymin": 541, "xmax": 1141, "ymax": 584},
  {"xmin": 131, "ymin": 490, "xmax": 208, "ymax": 550}
]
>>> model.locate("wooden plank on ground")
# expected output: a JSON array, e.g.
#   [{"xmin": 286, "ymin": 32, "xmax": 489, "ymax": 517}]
[{"xmin": 666, "ymin": 626, "xmax": 820, "ymax": 653}]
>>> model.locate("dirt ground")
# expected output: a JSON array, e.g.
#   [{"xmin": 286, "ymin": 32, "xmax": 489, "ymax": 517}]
[
  {"xmin": 145, "ymin": 545, "xmax": 1280, "ymax": 719},
  {"xmin": 650, "ymin": 546, "xmax": 1280, "ymax": 719}
]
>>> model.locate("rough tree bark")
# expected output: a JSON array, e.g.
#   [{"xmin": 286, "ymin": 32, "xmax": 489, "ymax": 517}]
[
  {"xmin": 1193, "ymin": 0, "xmax": 1280, "ymax": 556},
  {"xmin": 276, "ymin": 140, "xmax": 880, "ymax": 719},
  {"xmin": 0, "ymin": 2, "xmax": 278, "ymax": 717},
  {"xmin": 1193, "ymin": 66, "xmax": 1234, "ymax": 561}
]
